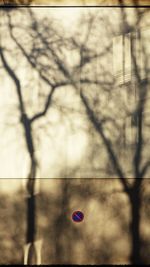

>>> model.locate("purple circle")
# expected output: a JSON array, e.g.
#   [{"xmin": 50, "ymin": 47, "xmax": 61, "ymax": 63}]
[{"xmin": 72, "ymin": 210, "xmax": 84, "ymax": 223}]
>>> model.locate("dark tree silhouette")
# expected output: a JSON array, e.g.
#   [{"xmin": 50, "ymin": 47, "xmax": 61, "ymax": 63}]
[
  {"xmin": 68, "ymin": 4, "xmax": 149, "ymax": 264},
  {"xmin": 25, "ymin": 4, "xmax": 149, "ymax": 264},
  {"xmin": 0, "ymin": 8, "xmax": 69, "ymax": 264},
  {"xmin": 0, "ymin": 2, "xmax": 150, "ymax": 264}
]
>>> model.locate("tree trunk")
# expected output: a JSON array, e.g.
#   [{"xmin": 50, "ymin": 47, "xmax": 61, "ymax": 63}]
[
  {"xmin": 21, "ymin": 114, "xmax": 38, "ymax": 264},
  {"xmin": 129, "ymin": 187, "xmax": 142, "ymax": 265}
]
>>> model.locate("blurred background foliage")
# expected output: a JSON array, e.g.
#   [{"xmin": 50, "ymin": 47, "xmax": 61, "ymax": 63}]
[{"xmin": 0, "ymin": 178, "xmax": 149, "ymax": 264}]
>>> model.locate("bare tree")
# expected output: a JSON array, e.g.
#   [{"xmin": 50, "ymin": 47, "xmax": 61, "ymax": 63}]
[
  {"xmin": 25, "ymin": 4, "xmax": 149, "ymax": 264},
  {"xmin": 0, "ymin": 3, "xmax": 149, "ymax": 264},
  {"xmin": 68, "ymin": 5, "xmax": 149, "ymax": 264},
  {"xmin": 0, "ymin": 8, "xmax": 70, "ymax": 264}
]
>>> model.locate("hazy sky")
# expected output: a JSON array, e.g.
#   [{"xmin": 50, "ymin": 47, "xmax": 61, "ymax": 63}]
[
  {"xmin": 0, "ymin": 7, "xmax": 87, "ymax": 192},
  {"xmin": 0, "ymin": 6, "xmax": 149, "ymax": 191}
]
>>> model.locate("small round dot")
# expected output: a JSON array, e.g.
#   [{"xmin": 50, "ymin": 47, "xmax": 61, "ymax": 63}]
[{"xmin": 72, "ymin": 210, "xmax": 84, "ymax": 223}]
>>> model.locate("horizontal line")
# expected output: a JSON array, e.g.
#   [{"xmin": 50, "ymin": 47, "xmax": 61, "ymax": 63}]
[
  {"xmin": 0, "ymin": 5, "xmax": 150, "ymax": 8},
  {"xmin": 0, "ymin": 178, "xmax": 149, "ymax": 179}
]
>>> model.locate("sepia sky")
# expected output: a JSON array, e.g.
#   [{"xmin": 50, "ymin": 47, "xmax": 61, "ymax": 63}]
[
  {"xmin": 0, "ymin": 2, "xmax": 149, "ymax": 191},
  {"xmin": 0, "ymin": 6, "xmax": 87, "ymax": 191}
]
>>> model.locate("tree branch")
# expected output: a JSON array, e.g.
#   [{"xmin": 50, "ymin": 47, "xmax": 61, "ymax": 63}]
[{"xmin": 80, "ymin": 90, "xmax": 130, "ymax": 194}]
